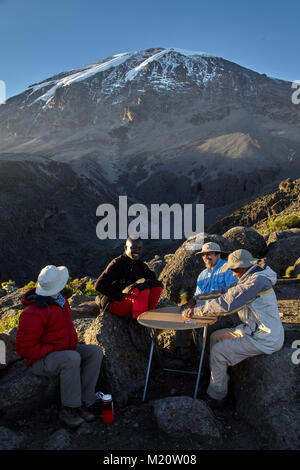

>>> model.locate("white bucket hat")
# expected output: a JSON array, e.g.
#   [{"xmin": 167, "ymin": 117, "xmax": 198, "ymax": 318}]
[
  {"xmin": 196, "ymin": 242, "xmax": 222, "ymax": 255},
  {"xmin": 221, "ymin": 249, "xmax": 258, "ymax": 271},
  {"xmin": 35, "ymin": 265, "xmax": 69, "ymax": 296}
]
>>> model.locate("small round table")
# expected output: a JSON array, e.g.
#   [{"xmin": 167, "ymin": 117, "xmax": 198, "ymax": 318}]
[{"xmin": 137, "ymin": 306, "xmax": 217, "ymax": 401}]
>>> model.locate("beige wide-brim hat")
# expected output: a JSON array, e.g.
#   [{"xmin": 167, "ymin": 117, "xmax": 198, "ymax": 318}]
[
  {"xmin": 221, "ymin": 249, "xmax": 258, "ymax": 271},
  {"xmin": 196, "ymin": 242, "xmax": 222, "ymax": 255},
  {"xmin": 36, "ymin": 265, "xmax": 69, "ymax": 296}
]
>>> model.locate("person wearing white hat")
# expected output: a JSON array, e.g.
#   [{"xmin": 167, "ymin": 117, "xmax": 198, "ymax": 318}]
[
  {"xmin": 182, "ymin": 249, "xmax": 284, "ymax": 408},
  {"xmin": 16, "ymin": 265, "xmax": 104, "ymax": 428},
  {"xmin": 176, "ymin": 242, "xmax": 237, "ymax": 359}
]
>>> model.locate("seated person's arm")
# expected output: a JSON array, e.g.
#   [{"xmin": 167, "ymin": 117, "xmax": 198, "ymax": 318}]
[
  {"xmin": 16, "ymin": 311, "xmax": 54, "ymax": 361},
  {"xmin": 192, "ymin": 276, "xmax": 271, "ymax": 318},
  {"xmin": 194, "ymin": 281, "xmax": 238, "ymax": 301},
  {"xmin": 94, "ymin": 262, "xmax": 124, "ymax": 302},
  {"xmin": 143, "ymin": 264, "xmax": 157, "ymax": 281}
]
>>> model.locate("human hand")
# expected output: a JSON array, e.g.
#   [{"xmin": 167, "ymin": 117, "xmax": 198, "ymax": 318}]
[
  {"xmin": 180, "ymin": 297, "xmax": 195, "ymax": 312},
  {"xmin": 182, "ymin": 307, "xmax": 194, "ymax": 320},
  {"xmin": 180, "ymin": 302, "xmax": 189, "ymax": 313},
  {"xmin": 122, "ymin": 283, "xmax": 137, "ymax": 294}
]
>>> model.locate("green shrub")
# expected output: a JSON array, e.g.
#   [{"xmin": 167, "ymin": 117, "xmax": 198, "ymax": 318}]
[
  {"xmin": 285, "ymin": 266, "xmax": 295, "ymax": 277},
  {"xmin": 0, "ymin": 310, "xmax": 22, "ymax": 333},
  {"xmin": 84, "ymin": 279, "xmax": 98, "ymax": 297},
  {"xmin": 18, "ymin": 281, "xmax": 37, "ymax": 292},
  {"xmin": 263, "ymin": 212, "xmax": 300, "ymax": 234},
  {"xmin": 14, "ymin": 276, "xmax": 97, "ymax": 299},
  {"xmin": 1, "ymin": 280, "xmax": 18, "ymax": 294},
  {"xmin": 1, "ymin": 280, "xmax": 16, "ymax": 288},
  {"xmin": 164, "ymin": 254, "xmax": 174, "ymax": 263},
  {"xmin": 61, "ymin": 277, "xmax": 97, "ymax": 298}
]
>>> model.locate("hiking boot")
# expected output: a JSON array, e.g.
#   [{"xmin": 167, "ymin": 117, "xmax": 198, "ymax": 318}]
[
  {"xmin": 202, "ymin": 393, "xmax": 226, "ymax": 410},
  {"xmin": 59, "ymin": 406, "xmax": 85, "ymax": 428},
  {"xmin": 78, "ymin": 405, "xmax": 96, "ymax": 422}
]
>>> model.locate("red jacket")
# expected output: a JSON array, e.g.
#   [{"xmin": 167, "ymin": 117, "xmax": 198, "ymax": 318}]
[{"xmin": 16, "ymin": 289, "xmax": 78, "ymax": 368}]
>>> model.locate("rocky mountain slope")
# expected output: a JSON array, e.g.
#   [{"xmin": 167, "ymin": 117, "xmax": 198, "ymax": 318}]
[
  {"xmin": 208, "ymin": 177, "xmax": 300, "ymax": 234},
  {"xmin": 0, "ymin": 47, "xmax": 300, "ymax": 283}
]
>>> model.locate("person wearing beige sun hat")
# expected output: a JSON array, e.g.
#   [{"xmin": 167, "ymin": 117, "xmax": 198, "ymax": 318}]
[
  {"xmin": 182, "ymin": 249, "xmax": 284, "ymax": 408},
  {"xmin": 221, "ymin": 249, "xmax": 258, "ymax": 272},
  {"xmin": 16, "ymin": 265, "xmax": 104, "ymax": 428}
]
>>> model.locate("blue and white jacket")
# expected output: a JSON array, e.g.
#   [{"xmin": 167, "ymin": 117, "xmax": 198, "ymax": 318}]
[{"xmin": 194, "ymin": 259, "xmax": 237, "ymax": 298}]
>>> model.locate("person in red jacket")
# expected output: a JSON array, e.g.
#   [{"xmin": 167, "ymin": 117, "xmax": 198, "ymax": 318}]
[{"xmin": 16, "ymin": 265, "xmax": 103, "ymax": 428}]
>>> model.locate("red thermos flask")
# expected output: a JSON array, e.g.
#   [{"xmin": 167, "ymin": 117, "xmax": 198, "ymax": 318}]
[{"xmin": 100, "ymin": 393, "xmax": 114, "ymax": 424}]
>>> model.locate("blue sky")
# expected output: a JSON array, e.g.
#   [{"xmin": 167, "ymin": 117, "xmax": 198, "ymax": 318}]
[{"xmin": 1, "ymin": 0, "xmax": 299, "ymax": 99}]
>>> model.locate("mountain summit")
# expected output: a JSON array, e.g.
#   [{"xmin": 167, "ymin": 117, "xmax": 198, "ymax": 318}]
[{"xmin": 0, "ymin": 47, "xmax": 299, "ymax": 282}]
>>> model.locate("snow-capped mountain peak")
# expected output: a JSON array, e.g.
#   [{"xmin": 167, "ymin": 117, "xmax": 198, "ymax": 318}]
[{"xmin": 24, "ymin": 47, "xmax": 217, "ymax": 107}]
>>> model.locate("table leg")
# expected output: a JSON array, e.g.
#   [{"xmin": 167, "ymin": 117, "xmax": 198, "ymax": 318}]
[
  {"xmin": 193, "ymin": 325, "xmax": 207, "ymax": 399},
  {"xmin": 142, "ymin": 336, "xmax": 155, "ymax": 402}
]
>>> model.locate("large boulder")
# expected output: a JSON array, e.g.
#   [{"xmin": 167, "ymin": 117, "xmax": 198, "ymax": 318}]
[
  {"xmin": 265, "ymin": 235, "xmax": 300, "ymax": 275},
  {"xmin": 0, "ymin": 360, "xmax": 59, "ymax": 418},
  {"xmin": 145, "ymin": 256, "xmax": 166, "ymax": 278},
  {"xmin": 83, "ymin": 311, "xmax": 154, "ymax": 406},
  {"xmin": 43, "ymin": 429, "xmax": 72, "ymax": 451},
  {"xmin": 222, "ymin": 226, "xmax": 267, "ymax": 259},
  {"xmin": 158, "ymin": 233, "xmax": 234, "ymax": 303},
  {"xmin": 266, "ymin": 228, "xmax": 300, "ymax": 247},
  {"xmin": 68, "ymin": 294, "xmax": 99, "ymax": 320},
  {"xmin": 152, "ymin": 396, "xmax": 222, "ymax": 447},
  {"xmin": 0, "ymin": 426, "xmax": 25, "ymax": 450},
  {"xmin": 73, "ymin": 318, "xmax": 95, "ymax": 342},
  {"xmin": 231, "ymin": 326, "xmax": 300, "ymax": 449}
]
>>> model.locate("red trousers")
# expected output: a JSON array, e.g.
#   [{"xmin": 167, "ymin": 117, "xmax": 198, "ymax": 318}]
[{"xmin": 108, "ymin": 281, "xmax": 163, "ymax": 319}]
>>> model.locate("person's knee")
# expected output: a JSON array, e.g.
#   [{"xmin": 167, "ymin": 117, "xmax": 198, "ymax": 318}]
[
  {"xmin": 91, "ymin": 345, "xmax": 103, "ymax": 361},
  {"xmin": 210, "ymin": 328, "xmax": 229, "ymax": 347},
  {"xmin": 62, "ymin": 350, "xmax": 81, "ymax": 368},
  {"xmin": 82, "ymin": 344, "xmax": 103, "ymax": 361},
  {"xmin": 210, "ymin": 340, "xmax": 228, "ymax": 363},
  {"xmin": 210, "ymin": 330, "xmax": 221, "ymax": 347}
]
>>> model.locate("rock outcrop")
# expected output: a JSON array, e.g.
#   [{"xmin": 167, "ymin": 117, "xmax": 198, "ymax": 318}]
[
  {"xmin": 222, "ymin": 226, "xmax": 267, "ymax": 259},
  {"xmin": 209, "ymin": 178, "xmax": 300, "ymax": 234},
  {"xmin": 0, "ymin": 360, "xmax": 59, "ymax": 419},
  {"xmin": 265, "ymin": 235, "xmax": 300, "ymax": 275},
  {"xmin": 152, "ymin": 396, "xmax": 222, "ymax": 447},
  {"xmin": 83, "ymin": 311, "xmax": 154, "ymax": 406},
  {"xmin": 232, "ymin": 326, "xmax": 300, "ymax": 449},
  {"xmin": 0, "ymin": 426, "xmax": 25, "ymax": 450},
  {"xmin": 266, "ymin": 228, "xmax": 300, "ymax": 246}
]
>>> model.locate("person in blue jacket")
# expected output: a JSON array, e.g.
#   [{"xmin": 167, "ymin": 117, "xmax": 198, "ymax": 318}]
[
  {"xmin": 194, "ymin": 242, "xmax": 237, "ymax": 297},
  {"xmin": 176, "ymin": 242, "xmax": 237, "ymax": 358}
]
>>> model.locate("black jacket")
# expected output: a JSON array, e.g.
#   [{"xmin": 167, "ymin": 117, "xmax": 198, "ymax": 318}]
[{"xmin": 94, "ymin": 254, "xmax": 157, "ymax": 310}]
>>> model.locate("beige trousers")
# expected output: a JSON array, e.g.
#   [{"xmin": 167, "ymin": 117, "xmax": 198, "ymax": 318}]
[
  {"xmin": 30, "ymin": 343, "xmax": 103, "ymax": 408},
  {"xmin": 207, "ymin": 328, "xmax": 262, "ymax": 400}
]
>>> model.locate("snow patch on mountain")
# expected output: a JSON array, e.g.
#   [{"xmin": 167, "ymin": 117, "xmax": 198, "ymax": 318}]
[
  {"xmin": 28, "ymin": 52, "xmax": 133, "ymax": 105},
  {"xmin": 22, "ymin": 47, "xmax": 218, "ymax": 108},
  {"xmin": 125, "ymin": 49, "xmax": 170, "ymax": 81}
]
